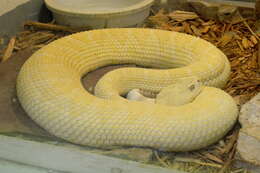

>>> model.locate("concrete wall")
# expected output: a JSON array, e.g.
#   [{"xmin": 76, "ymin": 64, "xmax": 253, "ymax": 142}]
[{"xmin": 0, "ymin": 0, "xmax": 43, "ymax": 46}]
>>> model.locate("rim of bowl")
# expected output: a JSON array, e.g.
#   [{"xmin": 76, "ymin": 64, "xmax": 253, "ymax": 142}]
[{"xmin": 44, "ymin": 0, "xmax": 154, "ymax": 16}]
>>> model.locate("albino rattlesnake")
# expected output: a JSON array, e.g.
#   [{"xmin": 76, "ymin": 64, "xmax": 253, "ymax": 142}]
[{"xmin": 16, "ymin": 28, "xmax": 238, "ymax": 151}]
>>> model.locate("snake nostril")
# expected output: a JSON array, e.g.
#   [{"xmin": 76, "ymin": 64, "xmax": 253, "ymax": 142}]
[{"xmin": 189, "ymin": 84, "xmax": 195, "ymax": 91}]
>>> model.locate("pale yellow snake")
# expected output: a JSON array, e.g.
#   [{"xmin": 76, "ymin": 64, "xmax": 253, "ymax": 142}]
[{"xmin": 16, "ymin": 28, "xmax": 238, "ymax": 151}]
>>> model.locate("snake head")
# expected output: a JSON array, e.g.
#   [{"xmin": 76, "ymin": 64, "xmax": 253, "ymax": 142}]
[{"xmin": 155, "ymin": 77, "xmax": 202, "ymax": 106}]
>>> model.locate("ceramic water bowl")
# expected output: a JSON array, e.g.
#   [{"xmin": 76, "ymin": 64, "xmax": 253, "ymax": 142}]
[{"xmin": 45, "ymin": 0, "xmax": 154, "ymax": 28}]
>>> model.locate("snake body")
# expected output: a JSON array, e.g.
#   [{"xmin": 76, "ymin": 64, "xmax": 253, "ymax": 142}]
[{"xmin": 16, "ymin": 28, "xmax": 238, "ymax": 151}]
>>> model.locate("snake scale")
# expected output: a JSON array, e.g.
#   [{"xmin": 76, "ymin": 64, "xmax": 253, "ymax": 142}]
[{"xmin": 16, "ymin": 28, "xmax": 238, "ymax": 151}]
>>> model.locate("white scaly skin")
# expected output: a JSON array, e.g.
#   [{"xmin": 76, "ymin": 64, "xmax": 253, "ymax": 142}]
[
  {"xmin": 126, "ymin": 77, "xmax": 202, "ymax": 106},
  {"xmin": 16, "ymin": 28, "xmax": 238, "ymax": 151},
  {"xmin": 126, "ymin": 89, "xmax": 155, "ymax": 103}
]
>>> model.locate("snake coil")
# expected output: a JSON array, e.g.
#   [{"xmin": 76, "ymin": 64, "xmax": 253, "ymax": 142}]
[{"xmin": 17, "ymin": 28, "xmax": 238, "ymax": 151}]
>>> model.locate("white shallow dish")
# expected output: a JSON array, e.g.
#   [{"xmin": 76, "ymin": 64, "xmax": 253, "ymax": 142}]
[{"xmin": 45, "ymin": 0, "xmax": 154, "ymax": 28}]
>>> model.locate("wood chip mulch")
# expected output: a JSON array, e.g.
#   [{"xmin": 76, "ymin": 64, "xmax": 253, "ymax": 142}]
[{"xmin": 147, "ymin": 10, "xmax": 260, "ymax": 106}]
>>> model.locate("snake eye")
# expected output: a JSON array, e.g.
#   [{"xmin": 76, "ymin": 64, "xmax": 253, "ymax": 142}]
[{"xmin": 189, "ymin": 84, "xmax": 195, "ymax": 91}]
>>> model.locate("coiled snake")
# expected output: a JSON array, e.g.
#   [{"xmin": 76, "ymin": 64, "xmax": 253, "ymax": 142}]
[{"xmin": 16, "ymin": 28, "xmax": 238, "ymax": 151}]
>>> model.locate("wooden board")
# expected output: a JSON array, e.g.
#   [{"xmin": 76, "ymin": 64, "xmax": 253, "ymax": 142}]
[
  {"xmin": 0, "ymin": 135, "xmax": 186, "ymax": 173},
  {"xmin": 0, "ymin": 159, "xmax": 62, "ymax": 173}
]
